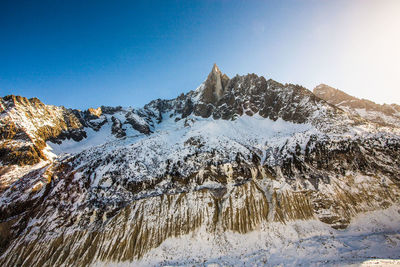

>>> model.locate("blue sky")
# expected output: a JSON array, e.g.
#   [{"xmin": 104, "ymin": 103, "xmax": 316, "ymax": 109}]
[{"xmin": 1, "ymin": 0, "xmax": 399, "ymax": 109}]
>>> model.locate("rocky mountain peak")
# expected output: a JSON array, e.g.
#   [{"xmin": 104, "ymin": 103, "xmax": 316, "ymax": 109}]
[
  {"xmin": 87, "ymin": 107, "xmax": 102, "ymax": 118},
  {"xmin": 313, "ymin": 84, "xmax": 356, "ymax": 105},
  {"xmin": 211, "ymin": 63, "xmax": 222, "ymax": 75},
  {"xmin": 200, "ymin": 63, "xmax": 230, "ymax": 104},
  {"xmin": 314, "ymin": 84, "xmax": 400, "ymax": 127},
  {"xmin": 0, "ymin": 95, "xmax": 44, "ymax": 113}
]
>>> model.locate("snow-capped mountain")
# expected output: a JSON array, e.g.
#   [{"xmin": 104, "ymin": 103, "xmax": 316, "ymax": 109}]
[
  {"xmin": 314, "ymin": 83, "xmax": 400, "ymax": 127},
  {"xmin": 0, "ymin": 65, "xmax": 399, "ymax": 266}
]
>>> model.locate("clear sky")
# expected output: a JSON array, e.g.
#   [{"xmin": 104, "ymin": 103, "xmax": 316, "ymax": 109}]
[{"xmin": 1, "ymin": 0, "xmax": 399, "ymax": 109}]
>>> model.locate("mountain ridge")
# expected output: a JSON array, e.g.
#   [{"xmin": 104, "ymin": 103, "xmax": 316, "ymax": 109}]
[
  {"xmin": 314, "ymin": 83, "xmax": 400, "ymax": 127},
  {"xmin": 0, "ymin": 64, "xmax": 399, "ymax": 266}
]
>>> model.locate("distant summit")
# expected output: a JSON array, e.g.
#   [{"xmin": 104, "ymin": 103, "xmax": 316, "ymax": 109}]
[{"xmin": 314, "ymin": 83, "xmax": 400, "ymax": 127}]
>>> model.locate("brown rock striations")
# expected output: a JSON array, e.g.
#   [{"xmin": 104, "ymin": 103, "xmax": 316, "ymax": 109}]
[
  {"xmin": 0, "ymin": 96, "xmax": 86, "ymax": 165},
  {"xmin": 1, "ymin": 148, "xmax": 399, "ymax": 266}
]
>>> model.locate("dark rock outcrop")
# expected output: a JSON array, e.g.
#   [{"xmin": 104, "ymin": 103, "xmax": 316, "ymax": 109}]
[
  {"xmin": 125, "ymin": 111, "xmax": 151, "ymax": 135},
  {"xmin": 111, "ymin": 116, "xmax": 126, "ymax": 138}
]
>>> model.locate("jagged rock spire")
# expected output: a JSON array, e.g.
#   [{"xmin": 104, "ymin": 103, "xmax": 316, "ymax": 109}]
[
  {"xmin": 211, "ymin": 63, "xmax": 221, "ymax": 75},
  {"xmin": 200, "ymin": 63, "xmax": 230, "ymax": 104}
]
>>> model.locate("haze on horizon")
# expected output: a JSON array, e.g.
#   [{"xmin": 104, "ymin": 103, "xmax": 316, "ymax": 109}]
[{"xmin": 1, "ymin": 0, "xmax": 399, "ymax": 109}]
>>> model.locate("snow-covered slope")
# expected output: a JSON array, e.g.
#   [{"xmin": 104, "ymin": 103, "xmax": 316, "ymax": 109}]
[{"xmin": 0, "ymin": 65, "xmax": 399, "ymax": 266}]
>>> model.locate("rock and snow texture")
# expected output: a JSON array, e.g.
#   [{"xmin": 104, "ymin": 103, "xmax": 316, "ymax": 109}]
[
  {"xmin": 314, "ymin": 83, "xmax": 400, "ymax": 127},
  {"xmin": 0, "ymin": 65, "xmax": 400, "ymax": 266},
  {"xmin": 118, "ymin": 206, "xmax": 400, "ymax": 267}
]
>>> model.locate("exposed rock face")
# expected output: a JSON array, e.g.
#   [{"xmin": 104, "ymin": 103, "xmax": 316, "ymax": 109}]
[
  {"xmin": 0, "ymin": 95, "xmax": 86, "ymax": 165},
  {"xmin": 200, "ymin": 63, "xmax": 230, "ymax": 104},
  {"xmin": 194, "ymin": 74, "xmax": 327, "ymax": 123},
  {"xmin": 0, "ymin": 65, "xmax": 399, "ymax": 266},
  {"xmin": 100, "ymin": 105, "xmax": 123, "ymax": 115},
  {"xmin": 314, "ymin": 83, "xmax": 400, "ymax": 127},
  {"xmin": 125, "ymin": 111, "xmax": 151, "ymax": 135},
  {"xmin": 111, "ymin": 116, "xmax": 126, "ymax": 138},
  {"xmin": 0, "ymin": 98, "xmax": 154, "ymax": 167},
  {"xmin": 142, "ymin": 66, "xmax": 358, "ymax": 133},
  {"xmin": 87, "ymin": 107, "xmax": 102, "ymax": 118}
]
